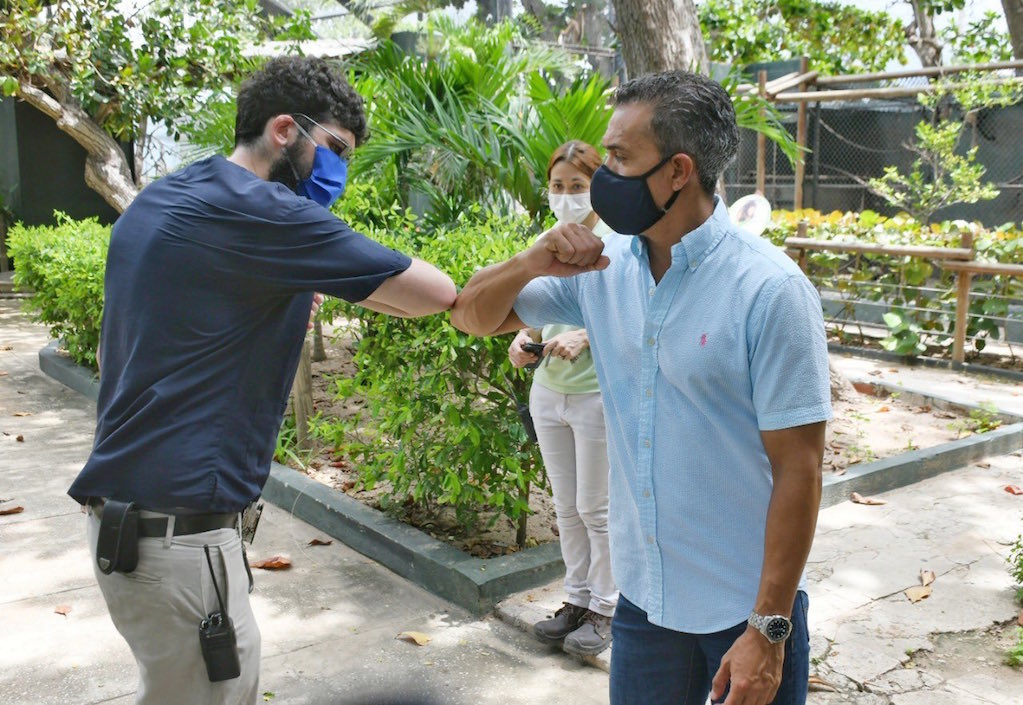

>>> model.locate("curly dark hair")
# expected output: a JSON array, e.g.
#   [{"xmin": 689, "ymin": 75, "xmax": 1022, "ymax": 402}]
[
  {"xmin": 234, "ymin": 56, "xmax": 369, "ymax": 147},
  {"xmin": 613, "ymin": 71, "xmax": 738, "ymax": 195}
]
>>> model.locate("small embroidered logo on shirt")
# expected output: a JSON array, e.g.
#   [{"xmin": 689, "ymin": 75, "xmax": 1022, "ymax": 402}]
[{"xmin": 700, "ymin": 333, "xmax": 708, "ymax": 347}]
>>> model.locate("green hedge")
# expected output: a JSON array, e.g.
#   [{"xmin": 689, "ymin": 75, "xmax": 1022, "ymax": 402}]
[
  {"xmin": 312, "ymin": 205, "xmax": 545, "ymax": 535},
  {"xmin": 7, "ymin": 213, "xmax": 109, "ymax": 370}
]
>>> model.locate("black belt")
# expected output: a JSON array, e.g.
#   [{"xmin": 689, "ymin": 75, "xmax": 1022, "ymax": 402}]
[{"xmin": 88, "ymin": 498, "xmax": 238, "ymax": 537}]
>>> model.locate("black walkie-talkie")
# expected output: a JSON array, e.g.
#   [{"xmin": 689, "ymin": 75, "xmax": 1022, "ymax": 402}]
[{"xmin": 199, "ymin": 545, "xmax": 241, "ymax": 681}]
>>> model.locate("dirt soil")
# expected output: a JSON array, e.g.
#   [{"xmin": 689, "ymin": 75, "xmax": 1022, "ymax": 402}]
[{"xmin": 292, "ymin": 326, "xmax": 998, "ymax": 559}]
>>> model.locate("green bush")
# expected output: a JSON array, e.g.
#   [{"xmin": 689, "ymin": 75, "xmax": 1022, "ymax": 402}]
[
  {"xmin": 310, "ymin": 208, "xmax": 544, "ymax": 538},
  {"xmin": 7, "ymin": 213, "xmax": 109, "ymax": 370}
]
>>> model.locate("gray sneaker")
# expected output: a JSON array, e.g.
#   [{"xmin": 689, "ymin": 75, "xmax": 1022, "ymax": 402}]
[
  {"xmin": 562, "ymin": 609, "xmax": 612, "ymax": 656},
  {"xmin": 534, "ymin": 602, "xmax": 589, "ymax": 644}
]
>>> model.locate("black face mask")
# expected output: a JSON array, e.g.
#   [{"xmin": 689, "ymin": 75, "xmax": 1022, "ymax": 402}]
[{"xmin": 589, "ymin": 155, "xmax": 681, "ymax": 235}]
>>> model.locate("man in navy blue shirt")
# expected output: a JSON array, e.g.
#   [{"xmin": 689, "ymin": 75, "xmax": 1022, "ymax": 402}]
[{"xmin": 69, "ymin": 57, "xmax": 456, "ymax": 704}]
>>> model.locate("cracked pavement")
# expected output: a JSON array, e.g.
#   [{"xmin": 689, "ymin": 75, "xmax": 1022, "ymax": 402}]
[{"xmin": 805, "ymin": 451, "xmax": 1023, "ymax": 704}]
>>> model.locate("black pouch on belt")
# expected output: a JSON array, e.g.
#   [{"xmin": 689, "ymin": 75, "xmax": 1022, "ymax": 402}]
[{"xmin": 95, "ymin": 500, "xmax": 139, "ymax": 574}]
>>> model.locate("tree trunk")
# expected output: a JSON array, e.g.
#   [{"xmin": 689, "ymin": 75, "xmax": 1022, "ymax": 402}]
[
  {"xmin": 1002, "ymin": 0, "xmax": 1023, "ymax": 64},
  {"xmin": 17, "ymin": 81, "xmax": 137, "ymax": 213},
  {"xmin": 610, "ymin": 0, "xmax": 709, "ymax": 79},
  {"xmin": 905, "ymin": 0, "xmax": 943, "ymax": 68},
  {"xmin": 476, "ymin": 0, "xmax": 513, "ymax": 24}
]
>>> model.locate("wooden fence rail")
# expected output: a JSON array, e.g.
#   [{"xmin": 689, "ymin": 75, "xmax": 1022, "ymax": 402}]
[{"xmin": 785, "ymin": 225, "xmax": 1023, "ymax": 365}]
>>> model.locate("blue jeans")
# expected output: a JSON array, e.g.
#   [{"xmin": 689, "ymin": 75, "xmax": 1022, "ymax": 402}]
[{"xmin": 610, "ymin": 591, "xmax": 810, "ymax": 705}]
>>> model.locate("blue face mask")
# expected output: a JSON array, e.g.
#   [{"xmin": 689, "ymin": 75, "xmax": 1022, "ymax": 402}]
[
  {"xmin": 296, "ymin": 144, "xmax": 348, "ymax": 208},
  {"xmin": 289, "ymin": 121, "xmax": 349, "ymax": 208}
]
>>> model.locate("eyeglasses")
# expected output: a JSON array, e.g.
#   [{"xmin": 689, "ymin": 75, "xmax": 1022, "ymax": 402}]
[{"xmin": 291, "ymin": 113, "xmax": 353, "ymax": 160}]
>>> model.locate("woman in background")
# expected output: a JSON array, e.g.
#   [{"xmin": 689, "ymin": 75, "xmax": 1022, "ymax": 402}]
[{"xmin": 509, "ymin": 140, "xmax": 617, "ymax": 657}]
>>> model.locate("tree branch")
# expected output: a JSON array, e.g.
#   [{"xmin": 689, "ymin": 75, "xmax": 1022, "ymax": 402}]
[{"xmin": 17, "ymin": 80, "xmax": 137, "ymax": 213}]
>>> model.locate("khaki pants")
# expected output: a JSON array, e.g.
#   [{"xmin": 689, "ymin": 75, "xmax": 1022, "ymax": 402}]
[{"xmin": 87, "ymin": 511, "xmax": 260, "ymax": 705}]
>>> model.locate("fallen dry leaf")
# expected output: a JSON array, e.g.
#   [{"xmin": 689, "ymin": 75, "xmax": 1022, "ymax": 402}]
[
  {"xmin": 250, "ymin": 555, "xmax": 292, "ymax": 570},
  {"xmin": 1018, "ymin": 611, "xmax": 1023, "ymax": 627},
  {"xmin": 0, "ymin": 345, "xmax": 12, "ymax": 351},
  {"xmin": 1004, "ymin": 485, "xmax": 1023, "ymax": 496},
  {"xmin": 919, "ymin": 569, "xmax": 936, "ymax": 587},
  {"xmin": 396, "ymin": 631, "xmax": 431, "ymax": 646},
  {"xmin": 307, "ymin": 538, "xmax": 332, "ymax": 546},
  {"xmin": 905, "ymin": 585, "xmax": 932, "ymax": 603},
  {"xmin": 12, "ymin": 412, "xmax": 32, "ymax": 417},
  {"xmin": 877, "ymin": 406, "xmax": 890, "ymax": 413},
  {"xmin": 339, "ymin": 480, "xmax": 355, "ymax": 492},
  {"xmin": 851, "ymin": 492, "xmax": 887, "ymax": 506},
  {"xmin": 808, "ymin": 675, "xmax": 839, "ymax": 693},
  {"xmin": 974, "ymin": 462, "xmax": 991, "ymax": 469},
  {"xmin": 54, "ymin": 605, "xmax": 71, "ymax": 616},
  {"xmin": 0, "ymin": 505, "xmax": 24, "ymax": 516}
]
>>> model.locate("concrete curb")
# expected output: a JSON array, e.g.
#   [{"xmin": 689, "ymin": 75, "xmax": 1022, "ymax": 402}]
[
  {"xmin": 263, "ymin": 463, "xmax": 565, "ymax": 615},
  {"xmin": 821, "ymin": 374, "xmax": 1023, "ymax": 508},
  {"xmin": 38, "ymin": 340, "xmax": 99, "ymax": 401},
  {"xmin": 36, "ymin": 342, "xmax": 1023, "ymax": 612},
  {"xmin": 829, "ymin": 342, "xmax": 1023, "ymax": 383}
]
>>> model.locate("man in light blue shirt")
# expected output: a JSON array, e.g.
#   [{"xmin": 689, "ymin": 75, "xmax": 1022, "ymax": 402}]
[{"xmin": 452, "ymin": 70, "xmax": 831, "ymax": 705}]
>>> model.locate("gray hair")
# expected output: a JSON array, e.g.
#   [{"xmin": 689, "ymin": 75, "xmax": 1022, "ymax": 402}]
[{"xmin": 613, "ymin": 71, "xmax": 739, "ymax": 195}]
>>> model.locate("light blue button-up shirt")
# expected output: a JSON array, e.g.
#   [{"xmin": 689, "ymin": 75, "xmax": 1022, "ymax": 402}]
[{"xmin": 514, "ymin": 199, "xmax": 832, "ymax": 633}]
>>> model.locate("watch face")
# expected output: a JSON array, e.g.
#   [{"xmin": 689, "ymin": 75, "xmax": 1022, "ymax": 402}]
[{"xmin": 766, "ymin": 617, "xmax": 791, "ymax": 642}]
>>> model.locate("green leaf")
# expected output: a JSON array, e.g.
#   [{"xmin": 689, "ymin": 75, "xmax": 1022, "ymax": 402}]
[{"xmin": 882, "ymin": 312, "xmax": 904, "ymax": 329}]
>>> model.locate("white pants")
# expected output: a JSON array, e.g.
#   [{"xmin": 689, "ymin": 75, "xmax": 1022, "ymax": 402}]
[
  {"xmin": 87, "ymin": 511, "xmax": 260, "ymax": 705},
  {"xmin": 530, "ymin": 383, "xmax": 618, "ymax": 616}
]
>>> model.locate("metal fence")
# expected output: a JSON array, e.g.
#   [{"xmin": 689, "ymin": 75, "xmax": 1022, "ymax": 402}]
[{"xmin": 723, "ymin": 66, "xmax": 1023, "ymax": 226}]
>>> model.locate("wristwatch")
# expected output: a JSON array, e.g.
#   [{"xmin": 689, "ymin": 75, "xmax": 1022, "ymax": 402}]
[{"xmin": 748, "ymin": 610, "xmax": 792, "ymax": 643}]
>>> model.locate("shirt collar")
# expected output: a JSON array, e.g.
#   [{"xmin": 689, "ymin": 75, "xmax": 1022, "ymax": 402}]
[{"xmin": 629, "ymin": 197, "xmax": 731, "ymax": 271}]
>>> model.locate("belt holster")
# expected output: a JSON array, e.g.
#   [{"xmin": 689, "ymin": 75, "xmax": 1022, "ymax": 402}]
[{"xmin": 96, "ymin": 500, "xmax": 140, "ymax": 574}]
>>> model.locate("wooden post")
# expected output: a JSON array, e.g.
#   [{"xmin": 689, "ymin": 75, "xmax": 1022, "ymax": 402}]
[
  {"xmin": 953, "ymin": 272, "xmax": 972, "ymax": 366},
  {"xmin": 757, "ymin": 70, "xmax": 767, "ymax": 195},
  {"xmin": 312, "ymin": 319, "xmax": 327, "ymax": 362},
  {"xmin": 0, "ymin": 219, "xmax": 9, "ymax": 272},
  {"xmin": 292, "ymin": 339, "xmax": 314, "ymax": 451},
  {"xmin": 952, "ymin": 230, "xmax": 975, "ymax": 366},
  {"xmin": 793, "ymin": 57, "xmax": 809, "ymax": 210},
  {"xmin": 796, "ymin": 219, "xmax": 809, "ymax": 272}
]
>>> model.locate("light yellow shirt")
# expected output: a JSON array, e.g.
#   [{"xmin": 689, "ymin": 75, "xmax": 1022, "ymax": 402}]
[{"xmin": 532, "ymin": 219, "xmax": 612, "ymax": 395}]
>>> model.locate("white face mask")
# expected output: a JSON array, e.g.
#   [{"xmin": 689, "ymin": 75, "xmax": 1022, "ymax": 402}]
[{"xmin": 548, "ymin": 192, "xmax": 593, "ymax": 224}]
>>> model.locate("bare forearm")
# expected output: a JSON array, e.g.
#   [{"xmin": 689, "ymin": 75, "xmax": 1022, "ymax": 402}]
[
  {"xmin": 755, "ymin": 464, "xmax": 821, "ymax": 615},
  {"xmin": 360, "ymin": 258, "xmax": 457, "ymax": 318},
  {"xmin": 450, "ymin": 253, "xmax": 534, "ymax": 336}
]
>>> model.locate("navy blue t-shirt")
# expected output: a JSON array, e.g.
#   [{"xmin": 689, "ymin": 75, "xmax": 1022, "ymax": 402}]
[{"xmin": 68, "ymin": 156, "xmax": 412, "ymax": 512}]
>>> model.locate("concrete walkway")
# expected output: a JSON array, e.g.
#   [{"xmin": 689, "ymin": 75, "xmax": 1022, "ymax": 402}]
[{"xmin": 2, "ymin": 298, "xmax": 1022, "ymax": 705}]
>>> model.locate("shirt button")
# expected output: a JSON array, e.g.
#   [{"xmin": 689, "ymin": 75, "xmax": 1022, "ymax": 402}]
[
  {"xmin": 647, "ymin": 535, "xmax": 655, "ymax": 545},
  {"xmin": 642, "ymin": 439, "xmax": 651, "ymax": 448},
  {"xmin": 647, "ymin": 337, "xmax": 655, "ymax": 346},
  {"xmin": 645, "ymin": 388, "xmax": 653, "ymax": 397},
  {"xmin": 643, "ymin": 489, "xmax": 651, "ymax": 498},
  {"xmin": 648, "ymin": 287, "xmax": 655, "ymax": 297}
]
